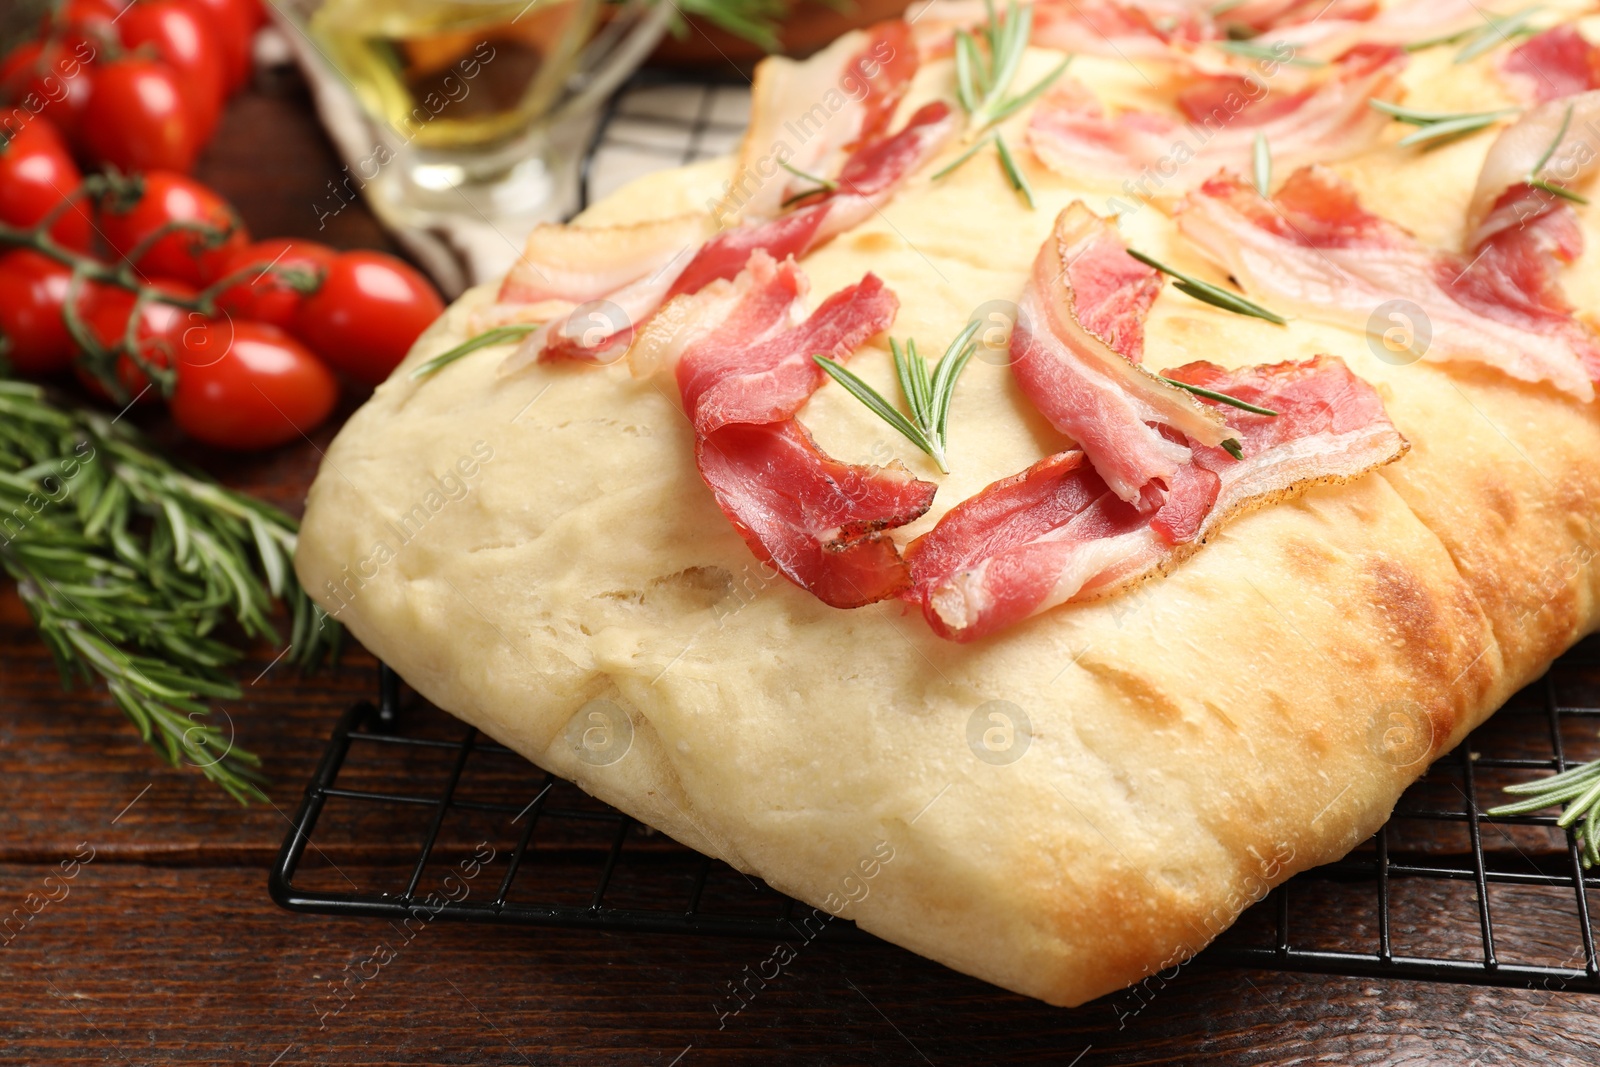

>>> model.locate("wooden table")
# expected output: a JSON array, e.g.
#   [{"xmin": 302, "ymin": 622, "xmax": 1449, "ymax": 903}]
[{"xmin": 5, "ymin": 67, "xmax": 1600, "ymax": 1067}]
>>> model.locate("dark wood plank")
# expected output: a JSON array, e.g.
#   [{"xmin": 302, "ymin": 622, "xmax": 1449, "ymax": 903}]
[{"xmin": 4, "ymin": 864, "xmax": 1600, "ymax": 1066}]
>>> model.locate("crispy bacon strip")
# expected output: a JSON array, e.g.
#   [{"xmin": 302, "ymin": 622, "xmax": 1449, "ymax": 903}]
[
  {"xmin": 1178, "ymin": 167, "xmax": 1600, "ymax": 401},
  {"xmin": 1026, "ymin": 45, "xmax": 1403, "ymax": 191},
  {"xmin": 636, "ymin": 252, "xmax": 932, "ymax": 608},
  {"xmin": 906, "ymin": 356, "xmax": 1406, "ymax": 642},
  {"xmin": 1465, "ymin": 90, "xmax": 1600, "ymax": 251},
  {"xmin": 1501, "ymin": 26, "xmax": 1600, "ymax": 104},
  {"xmin": 715, "ymin": 20, "xmax": 918, "ymax": 224},
  {"xmin": 1011, "ymin": 203, "xmax": 1231, "ymax": 504}
]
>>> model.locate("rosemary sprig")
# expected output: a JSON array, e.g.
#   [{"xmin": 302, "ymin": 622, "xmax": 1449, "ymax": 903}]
[
  {"xmin": 1159, "ymin": 377, "xmax": 1278, "ymax": 416},
  {"xmin": 1212, "ymin": 39, "xmax": 1326, "ymax": 69},
  {"xmin": 1490, "ymin": 758, "xmax": 1600, "ymax": 867},
  {"xmin": 1252, "ymin": 132, "xmax": 1272, "ymax": 197},
  {"xmin": 412, "ymin": 324, "xmax": 539, "ymax": 379},
  {"xmin": 952, "ymin": 0, "xmax": 1074, "ymax": 135},
  {"xmin": 813, "ymin": 321, "xmax": 981, "ymax": 473},
  {"xmin": 1367, "ymin": 99, "xmax": 1519, "ymax": 148},
  {"xmin": 0, "ymin": 380, "xmax": 340, "ymax": 803},
  {"xmin": 1125, "ymin": 249, "xmax": 1288, "ymax": 325},
  {"xmin": 1452, "ymin": 6, "xmax": 1543, "ymax": 63},
  {"xmin": 1525, "ymin": 102, "xmax": 1590, "ymax": 204}
]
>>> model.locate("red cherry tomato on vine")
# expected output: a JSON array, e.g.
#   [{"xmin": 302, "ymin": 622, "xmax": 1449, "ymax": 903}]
[
  {"xmin": 100, "ymin": 171, "xmax": 249, "ymax": 286},
  {"xmin": 215, "ymin": 238, "xmax": 335, "ymax": 330},
  {"xmin": 295, "ymin": 251, "xmax": 445, "ymax": 385},
  {"xmin": 53, "ymin": 0, "xmax": 125, "ymax": 49},
  {"xmin": 0, "ymin": 39, "xmax": 97, "ymax": 146},
  {"xmin": 116, "ymin": 0, "xmax": 226, "ymax": 140},
  {"xmin": 75, "ymin": 279, "xmax": 197, "ymax": 400},
  {"xmin": 0, "ymin": 118, "xmax": 93, "ymax": 253},
  {"xmin": 81, "ymin": 59, "xmax": 199, "ymax": 173},
  {"xmin": 168, "ymin": 321, "xmax": 338, "ymax": 449},
  {"xmin": 180, "ymin": 0, "xmax": 255, "ymax": 94},
  {"xmin": 0, "ymin": 249, "xmax": 75, "ymax": 375}
]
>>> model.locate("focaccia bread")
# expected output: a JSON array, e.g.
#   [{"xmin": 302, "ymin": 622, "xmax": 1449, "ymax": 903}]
[{"xmin": 295, "ymin": 6, "xmax": 1600, "ymax": 1005}]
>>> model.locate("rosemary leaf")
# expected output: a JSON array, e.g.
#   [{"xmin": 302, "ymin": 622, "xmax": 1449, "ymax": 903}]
[
  {"xmin": 778, "ymin": 159, "xmax": 838, "ymax": 206},
  {"xmin": 1126, "ymin": 249, "xmax": 1288, "ymax": 325},
  {"xmin": 932, "ymin": 135, "xmax": 996, "ymax": 181},
  {"xmin": 1453, "ymin": 5, "xmax": 1543, "ymax": 64},
  {"xmin": 1160, "ymin": 377, "xmax": 1280, "ymax": 416},
  {"xmin": 1221, "ymin": 438, "xmax": 1245, "ymax": 460},
  {"xmin": 954, "ymin": 30, "xmax": 983, "ymax": 114},
  {"xmin": 985, "ymin": 56, "xmax": 1073, "ymax": 126},
  {"xmin": 995, "ymin": 132, "xmax": 1035, "ymax": 209},
  {"xmin": 1529, "ymin": 177, "xmax": 1590, "ymax": 204},
  {"xmin": 1530, "ymin": 100, "xmax": 1574, "ymax": 176},
  {"xmin": 412, "ymin": 324, "xmax": 540, "ymax": 379},
  {"xmin": 813, "ymin": 355, "xmax": 936, "ymax": 460},
  {"xmin": 1369, "ymin": 99, "xmax": 1519, "ymax": 147},
  {"xmin": 1213, "ymin": 39, "xmax": 1326, "ymax": 68}
]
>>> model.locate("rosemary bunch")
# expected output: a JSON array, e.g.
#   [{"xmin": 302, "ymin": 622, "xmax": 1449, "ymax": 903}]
[
  {"xmin": 0, "ymin": 380, "xmax": 338, "ymax": 802},
  {"xmin": 1490, "ymin": 758, "xmax": 1600, "ymax": 867}
]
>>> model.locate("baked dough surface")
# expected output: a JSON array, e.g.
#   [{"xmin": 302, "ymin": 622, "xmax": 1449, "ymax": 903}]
[{"xmin": 296, "ymin": 40, "xmax": 1600, "ymax": 1005}]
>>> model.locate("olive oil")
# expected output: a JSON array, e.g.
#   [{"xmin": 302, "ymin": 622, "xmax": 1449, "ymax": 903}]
[{"xmin": 308, "ymin": 0, "xmax": 598, "ymax": 148}]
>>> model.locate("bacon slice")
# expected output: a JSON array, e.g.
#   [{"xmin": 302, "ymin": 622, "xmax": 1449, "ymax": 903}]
[
  {"xmin": 907, "ymin": 0, "xmax": 1212, "ymax": 63},
  {"xmin": 1465, "ymin": 90, "xmax": 1600, "ymax": 251},
  {"xmin": 512, "ymin": 101, "xmax": 956, "ymax": 370},
  {"xmin": 633, "ymin": 252, "xmax": 932, "ymax": 608},
  {"xmin": 698, "ymin": 421, "xmax": 936, "ymax": 608},
  {"xmin": 1011, "ymin": 203, "xmax": 1231, "ymax": 504},
  {"xmin": 715, "ymin": 20, "xmax": 918, "ymax": 224},
  {"xmin": 1178, "ymin": 167, "xmax": 1600, "ymax": 401},
  {"xmin": 668, "ymin": 102, "xmax": 957, "ymax": 300},
  {"xmin": 671, "ymin": 262, "xmax": 900, "ymax": 435},
  {"xmin": 1212, "ymin": 0, "xmax": 1377, "ymax": 34},
  {"xmin": 1027, "ymin": 45, "xmax": 1403, "ymax": 192},
  {"xmin": 496, "ymin": 214, "xmax": 711, "ymax": 307},
  {"xmin": 1501, "ymin": 26, "xmax": 1600, "ymax": 104},
  {"xmin": 906, "ymin": 356, "xmax": 1406, "ymax": 642},
  {"xmin": 1248, "ymin": 0, "xmax": 1482, "ymax": 62}
]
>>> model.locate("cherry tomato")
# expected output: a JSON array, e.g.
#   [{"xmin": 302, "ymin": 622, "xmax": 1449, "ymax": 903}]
[
  {"xmin": 0, "ymin": 118, "xmax": 93, "ymax": 253},
  {"xmin": 100, "ymin": 171, "xmax": 249, "ymax": 286},
  {"xmin": 0, "ymin": 39, "xmax": 97, "ymax": 147},
  {"xmin": 53, "ymin": 0, "xmax": 125, "ymax": 49},
  {"xmin": 75, "ymin": 279, "xmax": 197, "ymax": 399},
  {"xmin": 168, "ymin": 321, "xmax": 338, "ymax": 449},
  {"xmin": 116, "ymin": 0, "xmax": 226, "ymax": 140},
  {"xmin": 180, "ymin": 0, "xmax": 254, "ymax": 94},
  {"xmin": 81, "ymin": 59, "xmax": 199, "ymax": 173},
  {"xmin": 0, "ymin": 249, "xmax": 74, "ymax": 375},
  {"xmin": 235, "ymin": 0, "xmax": 266, "ymax": 31},
  {"xmin": 295, "ymin": 251, "xmax": 445, "ymax": 385},
  {"xmin": 214, "ymin": 238, "xmax": 335, "ymax": 330}
]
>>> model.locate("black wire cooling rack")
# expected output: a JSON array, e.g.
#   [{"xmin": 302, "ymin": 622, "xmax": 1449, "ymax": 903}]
[
  {"xmin": 271, "ymin": 73, "xmax": 1600, "ymax": 995},
  {"xmin": 271, "ymin": 641, "xmax": 1600, "ymax": 993}
]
